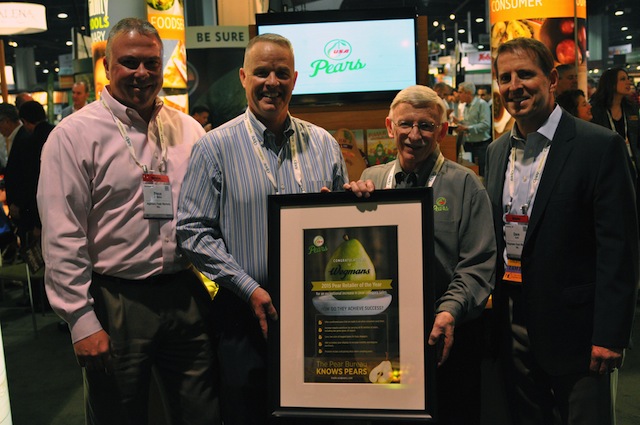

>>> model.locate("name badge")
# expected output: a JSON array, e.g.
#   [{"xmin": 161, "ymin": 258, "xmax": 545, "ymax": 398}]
[
  {"xmin": 503, "ymin": 214, "xmax": 528, "ymax": 284},
  {"xmin": 142, "ymin": 173, "xmax": 173, "ymax": 219},
  {"xmin": 504, "ymin": 214, "xmax": 528, "ymax": 259}
]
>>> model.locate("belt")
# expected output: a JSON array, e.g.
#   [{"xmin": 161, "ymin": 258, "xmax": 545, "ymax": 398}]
[{"xmin": 93, "ymin": 269, "xmax": 191, "ymax": 285}]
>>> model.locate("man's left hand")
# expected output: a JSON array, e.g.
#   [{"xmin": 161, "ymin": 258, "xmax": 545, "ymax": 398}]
[
  {"xmin": 428, "ymin": 311, "xmax": 455, "ymax": 367},
  {"xmin": 590, "ymin": 345, "xmax": 624, "ymax": 375}
]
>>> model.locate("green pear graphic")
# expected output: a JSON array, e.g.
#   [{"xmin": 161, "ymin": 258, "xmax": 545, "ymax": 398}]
[{"xmin": 324, "ymin": 234, "xmax": 376, "ymax": 300}]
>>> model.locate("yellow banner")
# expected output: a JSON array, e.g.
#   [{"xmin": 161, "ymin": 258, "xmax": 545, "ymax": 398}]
[{"xmin": 490, "ymin": 0, "xmax": 586, "ymax": 23}]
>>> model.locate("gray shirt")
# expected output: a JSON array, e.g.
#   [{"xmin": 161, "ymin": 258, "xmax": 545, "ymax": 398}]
[{"xmin": 361, "ymin": 150, "xmax": 496, "ymax": 322}]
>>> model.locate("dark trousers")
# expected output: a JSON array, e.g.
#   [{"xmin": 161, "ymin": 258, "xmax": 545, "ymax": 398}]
[
  {"xmin": 500, "ymin": 284, "xmax": 614, "ymax": 425},
  {"xmin": 464, "ymin": 139, "xmax": 491, "ymax": 177},
  {"xmin": 86, "ymin": 270, "xmax": 219, "ymax": 425},
  {"xmin": 212, "ymin": 289, "xmax": 270, "ymax": 425}
]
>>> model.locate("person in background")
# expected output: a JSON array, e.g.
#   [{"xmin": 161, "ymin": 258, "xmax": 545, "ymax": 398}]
[
  {"xmin": 434, "ymin": 81, "xmax": 454, "ymax": 118},
  {"xmin": 590, "ymin": 67, "xmax": 638, "ymax": 150},
  {"xmin": 11, "ymin": 100, "xmax": 54, "ymax": 245},
  {"xmin": 452, "ymin": 81, "xmax": 492, "ymax": 176},
  {"xmin": 37, "ymin": 18, "xmax": 218, "ymax": 425},
  {"xmin": 191, "ymin": 104, "xmax": 212, "ymax": 131},
  {"xmin": 477, "ymin": 86, "xmax": 493, "ymax": 107},
  {"xmin": 485, "ymin": 37, "xmax": 638, "ymax": 425},
  {"xmin": 555, "ymin": 64, "xmax": 578, "ymax": 96},
  {"xmin": 555, "ymin": 89, "xmax": 593, "ymax": 122},
  {"xmin": 356, "ymin": 84, "xmax": 496, "ymax": 425},
  {"xmin": 0, "ymin": 93, "xmax": 33, "ymax": 171},
  {"xmin": 15, "ymin": 92, "xmax": 34, "ymax": 110},
  {"xmin": 587, "ymin": 77, "xmax": 597, "ymax": 99},
  {"xmin": 176, "ymin": 33, "xmax": 366, "ymax": 425},
  {"xmin": 61, "ymin": 81, "xmax": 91, "ymax": 119},
  {"xmin": 1, "ymin": 103, "xmax": 30, "ymax": 245}
]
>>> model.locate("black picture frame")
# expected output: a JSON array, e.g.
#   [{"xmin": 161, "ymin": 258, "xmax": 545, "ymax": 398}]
[{"xmin": 267, "ymin": 188, "xmax": 437, "ymax": 422}]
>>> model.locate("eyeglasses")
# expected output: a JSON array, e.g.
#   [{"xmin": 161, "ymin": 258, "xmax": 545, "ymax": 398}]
[{"xmin": 393, "ymin": 120, "xmax": 440, "ymax": 134}]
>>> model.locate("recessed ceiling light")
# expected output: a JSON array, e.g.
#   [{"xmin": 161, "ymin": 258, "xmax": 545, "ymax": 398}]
[
  {"xmin": 433, "ymin": 20, "xmax": 439, "ymax": 27},
  {"xmin": 8, "ymin": 41, "xmax": 17, "ymax": 48},
  {"xmin": 440, "ymin": 44, "xmax": 446, "ymax": 50},
  {"xmin": 54, "ymin": 67, "xmax": 60, "ymax": 72},
  {"xmin": 35, "ymin": 61, "xmax": 41, "ymax": 66},
  {"xmin": 478, "ymin": 44, "xmax": 485, "ymax": 49},
  {"xmin": 614, "ymin": 10, "xmax": 624, "ymax": 16},
  {"xmin": 57, "ymin": 12, "xmax": 68, "ymax": 19},
  {"xmin": 626, "ymin": 35, "xmax": 632, "ymax": 40},
  {"xmin": 66, "ymin": 41, "xmax": 73, "ymax": 46},
  {"xmin": 476, "ymin": 18, "xmax": 484, "ymax": 23},
  {"xmin": 446, "ymin": 37, "xmax": 453, "ymax": 42},
  {"xmin": 458, "ymin": 29, "xmax": 466, "ymax": 34},
  {"xmin": 43, "ymin": 69, "xmax": 49, "ymax": 74},
  {"xmin": 621, "ymin": 27, "xmax": 628, "ymax": 31},
  {"xmin": 449, "ymin": 14, "xmax": 456, "ymax": 20}
]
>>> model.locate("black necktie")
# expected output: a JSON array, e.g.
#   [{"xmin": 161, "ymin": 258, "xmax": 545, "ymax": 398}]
[{"xmin": 395, "ymin": 172, "xmax": 417, "ymax": 188}]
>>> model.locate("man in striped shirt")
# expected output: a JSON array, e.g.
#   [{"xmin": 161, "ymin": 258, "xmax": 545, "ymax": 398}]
[{"xmin": 177, "ymin": 33, "xmax": 355, "ymax": 425}]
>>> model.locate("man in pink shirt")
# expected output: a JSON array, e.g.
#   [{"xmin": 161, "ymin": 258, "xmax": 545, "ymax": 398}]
[{"xmin": 37, "ymin": 18, "xmax": 218, "ymax": 425}]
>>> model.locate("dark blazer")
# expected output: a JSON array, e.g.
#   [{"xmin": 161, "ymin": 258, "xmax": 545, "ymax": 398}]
[
  {"xmin": 4, "ymin": 125, "xmax": 30, "ymax": 208},
  {"xmin": 590, "ymin": 102, "xmax": 640, "ymax": 225},
  {"xmin": 485, "ymin": 110, "xmax": 639, "ymax": 376},
  {"xmin": 4, "ymin": 122, "xmax": 54, "ymax": 231}
]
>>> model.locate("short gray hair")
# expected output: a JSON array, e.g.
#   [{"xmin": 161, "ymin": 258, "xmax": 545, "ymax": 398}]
[
  {"xmin": 389, "ymin": 85, "xmax": 447, "ymax": 123},
  {"xmin": 458, "ymin": 81, "xmax": 476, "ymax": 95},
  {"xmin": 106, "ymin": 18, "xmax": 163, "ymax": 60},
  {"xmin": 244, "ymin": 33, "xmax": 294, "ymax": 68}
]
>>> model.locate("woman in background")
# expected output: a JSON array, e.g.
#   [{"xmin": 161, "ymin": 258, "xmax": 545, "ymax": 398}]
[
  {"xmin": 590, "ymin": 67, "xmax": 638, "ymax": 152},
  {"xmin": 555, "ymin": 89, "xmax": 593, "ymax": 121}
]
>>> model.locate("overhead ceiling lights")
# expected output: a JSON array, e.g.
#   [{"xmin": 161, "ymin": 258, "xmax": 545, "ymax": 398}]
[
  {"xmin": 57, "ymin": 12, "xmax": 68, "ymax": 19},
  {"xmin": 0, "ymin": 2, "xmax": 47, "ymax": 35}
]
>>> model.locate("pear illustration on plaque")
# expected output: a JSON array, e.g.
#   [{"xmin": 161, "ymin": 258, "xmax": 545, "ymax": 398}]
[
  {"xmin": 312, "ymin": 234, "xmax": 392, "ymax": 316},
  {"xmin": 324, "ymin": 235, "xmax": 375, "ymax": 300}
]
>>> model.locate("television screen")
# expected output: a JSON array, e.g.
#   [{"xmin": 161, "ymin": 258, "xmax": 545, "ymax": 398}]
[{"xmin": 256, "ymin": 9, "xmax": 418, "ymax": 106}]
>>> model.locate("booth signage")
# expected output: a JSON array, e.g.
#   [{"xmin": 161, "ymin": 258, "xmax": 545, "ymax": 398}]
[{"xmin": 186, "ymin": 26, "xmax": 249, "ymax": 49}]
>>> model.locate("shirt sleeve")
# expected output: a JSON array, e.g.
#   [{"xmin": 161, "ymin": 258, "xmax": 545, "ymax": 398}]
[
  {"xmin": 176, "ymin": 140, "xmax": 261, "ymax": 303},
  {"xmin": 435, "ymin": 173, "xmax": 497, "ymax": 323},
  {"xmin": 466, "ymin": 101, "xmax": 491, "ymax": 137},
  {"xmin": 37, "ymin": 126, "xmax": 103, "ymax": 343}
]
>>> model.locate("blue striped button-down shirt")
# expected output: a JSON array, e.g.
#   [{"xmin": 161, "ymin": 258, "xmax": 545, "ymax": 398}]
[{"xmin": 177, "ymin": 109, "xmax": 348, "ymax": 301}]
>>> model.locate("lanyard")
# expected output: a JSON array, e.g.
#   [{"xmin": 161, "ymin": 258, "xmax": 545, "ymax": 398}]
[
  {"xmin": 243, "ymin": 110, "xmax": 304, "ymax": 193},
  {"xmin": 101, "ymin": 98, "xmax": 167, "ymax": 173},
  {"xmin": 384, "ymin": 152, "xmax": 445, "ymax": 189},
  {"xmin": 505, "ymin": 143, "xmax": 550, "ymax": 215},
  {"xmin": 606, "ymin": 109, "xmax": 628, "ymax": 143}
]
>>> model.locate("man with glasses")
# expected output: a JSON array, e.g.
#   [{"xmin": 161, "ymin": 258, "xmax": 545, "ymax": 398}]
[{"xmin": 358, "ymin": 84, "xmax": 496, "ymax": 425}]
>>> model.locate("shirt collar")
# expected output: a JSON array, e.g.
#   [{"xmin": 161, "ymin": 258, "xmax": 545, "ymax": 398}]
[
  {"xmin": 396, "ymin": 146, "xmax": 442, "ymax": 187},
  {"xmin": 246, "ymin": 108, "xmax": 294, "ymax": 148},
  {"xmin": 102, "ymin": 86, "xmax": 163, "ymax": 126},
  {"xmin": 510, "ymin": 104, "xmax": 562, "ymax": 145},
  {"xmin": 7, "ymin": 122, "xmax": 23, "ymax": 144}
]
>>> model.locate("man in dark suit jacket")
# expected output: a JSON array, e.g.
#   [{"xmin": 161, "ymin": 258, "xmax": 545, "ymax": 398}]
[{"xmin": 485, "ymin": 37, "xmax": 639, "ymax": 425}]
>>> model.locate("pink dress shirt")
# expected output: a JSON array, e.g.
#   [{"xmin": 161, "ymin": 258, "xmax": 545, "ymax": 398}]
[{"xmin": 37, "ymin": 87, "xmax": 204, "ymax": 343}]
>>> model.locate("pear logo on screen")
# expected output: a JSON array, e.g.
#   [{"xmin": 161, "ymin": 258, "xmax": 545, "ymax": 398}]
[
  {"xmin": 309, "ymin": 39, "xmax": 366, "ymax": 78},
  {"xmin": 324, "ymin": 39, "xmax": 352, "ymax": 60}
]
